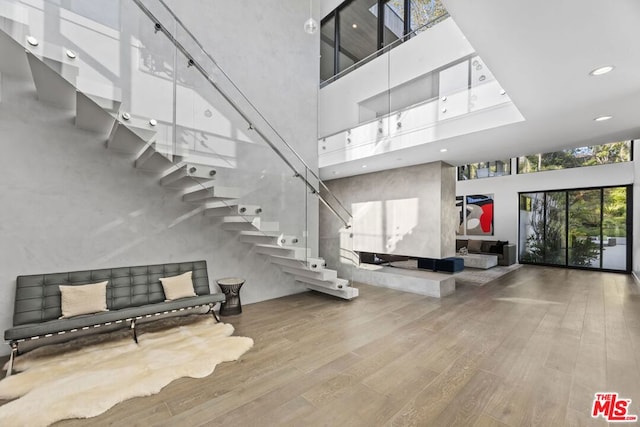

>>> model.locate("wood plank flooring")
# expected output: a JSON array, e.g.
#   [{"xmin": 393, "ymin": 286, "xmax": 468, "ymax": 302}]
[{"xmin": 7, "ymin": 265, "xmax": 640, "ymax": 426}]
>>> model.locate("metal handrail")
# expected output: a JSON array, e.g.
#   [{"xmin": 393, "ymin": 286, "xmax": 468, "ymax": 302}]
[
  {"xmin": 132, "ymin": 0, "xmax": 353, "ymax": 227},
  {"xmin": 320, "ymin": 12, "xmax": 450, "ymax": 87}
]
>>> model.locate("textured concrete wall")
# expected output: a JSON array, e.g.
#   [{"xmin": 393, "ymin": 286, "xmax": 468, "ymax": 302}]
[
  {"xmin": 439, "ymin": 162, "xmax": 457, "ymax": 258},
  {"xmin": 320, "ymin": 161, "xmax": 457, "ymax": 277},
  {"xmin": 164, "ymin": 0, "xmax": 321, "ymax": 254},
  {"xmin": 0, "ymin": 67, "xmax": 310, "ymax": 355}
]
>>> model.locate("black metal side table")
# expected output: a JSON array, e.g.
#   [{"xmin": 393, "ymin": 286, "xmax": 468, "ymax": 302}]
[{"xmin": 217, "ymin": 277, "xmax": 245, "ymax": 316}]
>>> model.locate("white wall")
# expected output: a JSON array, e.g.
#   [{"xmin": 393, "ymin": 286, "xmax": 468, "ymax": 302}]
[
  {"xmin": 456, "ymin": 159, "xmax": 636, "ymax": 266},
  {"xmin": 321, "ymin": 0, "xmax": 343, "ymax": 19},
  {"xmin": 319, "ymin": 17, "xmax": 475, "ymax": 137}
]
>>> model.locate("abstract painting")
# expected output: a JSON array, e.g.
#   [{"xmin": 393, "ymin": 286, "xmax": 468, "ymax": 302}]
[
  {"xmin": 456, "ymin": 196, "xmax": 464, "ymax": 235},
  {"xmin": 465, "ymin": 194, "xmax": 494, "ymax": 235}
]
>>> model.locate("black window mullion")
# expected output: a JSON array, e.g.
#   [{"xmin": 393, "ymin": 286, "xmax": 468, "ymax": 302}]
[
  {"xmin": 599, "ymin": 188, "xmax": 604, "ymax": 269},
  {"xmin": 377, "ymin": 1, "xmax": 384, "ymax": 50},
  {"xmin": 626, "ymin": 185, "xmax": 633, "ymax": 273},
  {"xmin": 542, "ymin": 192, "xmax": 547, "ymax": 263},
  {"xmin": 333, "ymin": 10, "xmax": 340, "ymax": 77},
  {"xmin": 404, "ymin": 0, "xmax": 411, "ymax": 36},
  {"xmin": 565, "ymin": 191, "xmax": 569, "ymax": 267}
]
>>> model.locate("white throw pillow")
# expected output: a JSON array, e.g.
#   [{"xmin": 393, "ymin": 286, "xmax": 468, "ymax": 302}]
[
  {"xmin": 160, "ymin": 271, "xmax": 196, "ymax": 301},
  {"xmin": 59, "ymin": 281, "xmax": 109, "ymax": 319}
]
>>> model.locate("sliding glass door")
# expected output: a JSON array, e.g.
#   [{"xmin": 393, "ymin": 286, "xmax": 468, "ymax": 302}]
[
  {"xmin": 568, "ymin": 189, "xmax": 601, "ymax": 268},
  {"xmin": 602, "ymin": 187, "xmax": 629, "ymax": 270},
  {"xmin": 519, "ymin": 185, "xmax": 631, "ymax": 272}
]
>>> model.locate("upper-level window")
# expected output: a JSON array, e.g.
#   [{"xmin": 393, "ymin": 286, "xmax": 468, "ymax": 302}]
[
  {"xmin": 458, "ymin": 160, "xmax": 511, "ymax": 181},
  {"xmin": 517, "ymin": 141, "xmax": 633, "ymax": 174},
  {"xmin": 321, "ymin": 0, "xmax": 448, "ymax": 85}
]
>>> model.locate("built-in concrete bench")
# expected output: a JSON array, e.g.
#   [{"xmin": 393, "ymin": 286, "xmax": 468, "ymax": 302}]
[{"xmin": 353, "ymin": 263, "xmax": 455, "ymax": 298}]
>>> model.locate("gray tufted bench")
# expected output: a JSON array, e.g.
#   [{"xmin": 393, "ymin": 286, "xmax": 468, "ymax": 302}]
[{"xmin": 4, "ymin": 260, "xmax": 225, "ymax": 376}]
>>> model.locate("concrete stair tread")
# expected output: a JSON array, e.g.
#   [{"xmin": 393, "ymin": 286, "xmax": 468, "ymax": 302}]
[
  {"xmin": 301, "ymin": 282, "xmax": 359, "ymax": 300},
  {"xmin": 182, "ymin": 185, "xmax": 242, "ymax": 203},
  {"xmin": 255, "ymin": 243, "xmax": 305, "ymax": 251},
  {"xmin": 135, "ymin": 143, "xmax": 173, "ymax": 171},
  {"xmin": 160, "ymin": 164, "xmax": 213, "ymax": 189},
  {"xmin": 107, "ymin": 121, "xmax": 156, "ymax": 154},
  {"xmin": 256, "ymin": 245, "xmax": 310, "ymax": 260},
  {"xmin": 0, "ymin": 31, "xmax": 31, "ymax": 78},
  {"xmin": 281, "ymin": 266, "xmax": 337, "ymax": 281},
  {"xmin": 220, "ymin": 216, "xmax": 260, "ymax": 231},
  {"xmin": 26, "ymin": 51, "xmax": 76, "ymax": 110},
  {"xmin": 239, "ymin": 231, "xmax": 281, "ymax": 237},
  {"xmin": 165, "ymin": 161, "xmax": 219, "ymax": 181},
  {"xmin": 203, "ymin": 200, "xmax": 240, "ymax": 216},
  {"xmin": 204, "ymin": 200, "xmax": 240, "ymax": 209},
  {"xmin": 294, "ymin": 275, "xmax": 349, "ymax": 290},
  {"xmin": 223, "ymin": 216, "xmax": 260, "ymax": 223},
  {"xmin": 75, "ymin": 91, "xmax": 120, "ymax": 135}
]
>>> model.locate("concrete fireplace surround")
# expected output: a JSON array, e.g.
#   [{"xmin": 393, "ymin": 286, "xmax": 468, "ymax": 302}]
[{"xmin": 320, "ymin": 161, "xmax": 458, "ymax": 297}]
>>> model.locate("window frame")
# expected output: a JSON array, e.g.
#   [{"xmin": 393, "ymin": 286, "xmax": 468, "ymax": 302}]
[
  {"xmin": 517, "ymin": 184, "xmax": 632, "ymax": 273},
  {"xmin": 516, "ymin": 140, "xmax": 634, "ymax": 175}
]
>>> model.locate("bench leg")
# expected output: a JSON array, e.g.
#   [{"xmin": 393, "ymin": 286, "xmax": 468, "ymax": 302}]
[
  {"xmin": 131, "ymin": 319, "xmax": 138, "ymax": 344},
  {"xmin": 209, "ymin": 303, "xmax": 220, "ymax": 323},
  {"xmin": 5, "ymin": 342, "xmax": 18, "ymax": 378}
]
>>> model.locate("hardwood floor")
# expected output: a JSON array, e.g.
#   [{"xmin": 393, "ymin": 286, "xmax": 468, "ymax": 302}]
[{"xmin": 23, "ymin": 266, "xmax": 640, "ymax": 425}]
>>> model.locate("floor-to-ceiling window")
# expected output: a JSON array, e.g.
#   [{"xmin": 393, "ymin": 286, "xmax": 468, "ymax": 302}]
[{"xmin": 519, "ymin": 185, "xmax": 631, "ymax": 272}]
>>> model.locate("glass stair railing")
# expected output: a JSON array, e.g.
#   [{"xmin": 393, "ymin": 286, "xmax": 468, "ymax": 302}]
[{"xmin": 0, "ymin": 0, "xmax": 357, "ymax": 299}]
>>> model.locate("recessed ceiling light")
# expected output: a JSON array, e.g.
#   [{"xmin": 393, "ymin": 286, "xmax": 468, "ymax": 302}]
[
  {"xmin": 440, "ymin": 148, "xmax": 448, "ymax": 153},
  {"xmin": 590, "ymin": 66, "xmax": 614, "ymax": 76},
  {"xmin": 65, "ymin": 49, "xmax": 76, "ymax": 59},
  {"xmin": 594, "ymin": 115, "xmax": 612, "ymax": 122},
  {"xmin": 362, "ymin": 165, "xmax": 367, "ymax": 168},
  {"xmin": 352, "ymin": 23, "xmax": 358, "ymax": 29},
  {"xmin": 26, "ymin": 36, "xmax": 38, "ymax": 46}
]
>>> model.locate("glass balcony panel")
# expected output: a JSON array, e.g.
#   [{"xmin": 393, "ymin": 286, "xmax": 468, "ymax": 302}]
[
  {"xmin": 0, "ymin": 0, "xmax": 355, "ymax": 282},
  {"xmin": 320, "ymin": 52, "xmax": 512, "ymax": 169},
  {"xmin": 173, "ymin": 30, "xmax": 310, "ymax": 255},
  {"xmin": 0, "ymin": 1, "xmax": 178, "ymax": 158}
]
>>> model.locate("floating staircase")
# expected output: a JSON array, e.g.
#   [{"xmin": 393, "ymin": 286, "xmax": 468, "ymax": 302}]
[{"xmin": 0, "ymin": 5, "xmax": 357, "ymax": 300}]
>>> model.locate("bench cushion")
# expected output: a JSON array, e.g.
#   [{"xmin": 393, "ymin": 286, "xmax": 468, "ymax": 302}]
[{"xmin": 5, "ymin": 293, "xmax": 224, "ymax": 341}]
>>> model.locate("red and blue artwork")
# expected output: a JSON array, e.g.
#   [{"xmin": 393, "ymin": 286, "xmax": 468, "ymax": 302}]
[
  {"xmin": 456, "ymin": 196, "xmax": 464, "ymax": 235},
  {"xmin": 465, "ymin": 194, "xmax": 494, "ymax": 235}
]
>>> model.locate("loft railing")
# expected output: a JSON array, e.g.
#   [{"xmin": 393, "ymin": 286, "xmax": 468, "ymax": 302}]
[
  {"xmin": 320, "ymin": 12, "xmax": 450, "ymax": 88},
  {"xmin": 132, "ymin": 0, "xmax": 352, "ymax": 228}
]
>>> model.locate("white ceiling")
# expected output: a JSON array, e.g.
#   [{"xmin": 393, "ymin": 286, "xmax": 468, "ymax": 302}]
[{"xmin": 320, "ymin": 0, "xmax": 640, "ymax": 179}]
